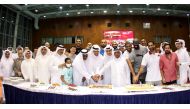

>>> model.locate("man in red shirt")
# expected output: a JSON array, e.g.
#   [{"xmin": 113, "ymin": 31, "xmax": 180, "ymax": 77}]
[{"xmin": 160, "ymin": 43, "xmax": 179, "ymax": 85}]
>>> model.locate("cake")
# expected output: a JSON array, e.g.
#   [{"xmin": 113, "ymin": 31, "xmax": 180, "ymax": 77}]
[
  {"xmin": 52, "ymin": 83, "xmax": 61, "ymax": 87},
  {"xmin": 68, "ymin": 87, "xmax": 77, "ymax": 91},
  {"xmin": 88, "ymin": 84, "xmax": 112, "ymax": 89},
  {"xmin": 125, "ymin": 84, "xmax": 155, "ymax": 91}
]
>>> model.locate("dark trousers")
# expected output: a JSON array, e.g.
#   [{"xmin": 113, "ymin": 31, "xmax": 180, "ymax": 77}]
[{"xmin": 163, "ymin": 80, "xmax": 177, "ymax": 85}]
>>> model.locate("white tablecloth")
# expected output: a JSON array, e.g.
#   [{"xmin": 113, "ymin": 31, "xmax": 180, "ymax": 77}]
[{"xmin": 3, "ymin": 81, "xmax": 190, "ymax": 96}]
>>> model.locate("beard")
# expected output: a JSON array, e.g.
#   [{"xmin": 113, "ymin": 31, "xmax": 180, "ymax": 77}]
[
  {"xmin": 149, "ymin": 48, "xmax": 155, "ymax": 52},
  {"xmin": 101, "ymin": 45, "xmax": 106, "ymax": 48},
  {"xmin": 165, "ymin": 50, "xmax": 171, "ymax": 54}
]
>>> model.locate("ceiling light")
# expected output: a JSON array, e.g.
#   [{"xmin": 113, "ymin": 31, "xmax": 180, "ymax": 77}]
[
  {"xmin": 25, "ymin": 4, "xmax": 28, "ymax": 5},
  {"xmin": 142, "ymin": 10, "xmax": 146, "ymax": 13},
  {"xmin": 117, "ymin": 10, "xmax": 120, "ymax": 13},
  {"xmin": 157, "ymin": 8, "xmax": 161, "ymax": 11},
  {"xmin": 129, "ymin": 10, "xmax": 133, "ymax": 13},
  {"xmin": 66, "ymin": 13, "xmax": 69, "ymax": 16},
  {"xmin": 35, "ymin": 9, "xmax": 38, "ymax": 12},
  {"xmin": 59, "ymin": 6, "xmax": 63, "ymax": 10},
  {"xmin": 90, "ymin": 11, "xmax": 94, "ymax": 14},
  {"xmin": 146, "ymin": 4, "xmax": 149, "ymax": 6},
  {"xmin": 77, "ymin": 12, "xmax": 81, "ymax": 15},
  {"xmin": 86, "ymin": 4, "xmax": 89, "ymax": 7},
  {"xmin": 43, "ymin": 16, "xmax": 46, "ymax": 18},
  {"xmin": 2, "ymin": 17, "xmax": 4, "ymax": 19},
  {"xmin": 117, "ymin": 4, "xmax": 120, "ymax": 6},
  {"xmin": 187, "ymin": 14, "xmax": 189, "ymax": 16},
  {"xmin": 103, "ymin": 10, "xmax": 107, "ymax": 13},
  {"xmin": 166, "ymin": 12, "xmax": 169, "ymax": 15}
]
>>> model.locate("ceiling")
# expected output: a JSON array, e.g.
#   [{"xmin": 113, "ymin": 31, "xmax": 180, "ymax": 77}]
[{"xmin": 4, "ymin": 4, "xmax": 190, "ymax": 19}]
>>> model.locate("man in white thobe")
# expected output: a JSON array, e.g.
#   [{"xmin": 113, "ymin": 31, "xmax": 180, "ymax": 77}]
[
  {"xmin": 21, "ymin": 50, "xmax": 35, "ymax": 82},
  {"xmin": 101, "ymin": 45, "xmax": 114, "ymax": 85},
  {"xmin": 86, "ymin": 45, "xmax": 104, "ymax": 84},
  {"xmin": 34, "ymin": 46, "xmax": 51, "ymax": 84},
  {"xmin": 98, "ymin": 48, "xmax": 136, "ymax": 87},
  {"xmin": 0, "ymin": 50, "xmax": 14, "ymax": 78},
  {"xmin": 49, "ymin": 45, "xmax": 67, "ymax": 84},
  {"xmin": 175, "ymin": 39, "xmax": 190, "ymax": 84},
  {"xmin": 72, "ymin": 49, "xmax": 93, "ymax": 86}
]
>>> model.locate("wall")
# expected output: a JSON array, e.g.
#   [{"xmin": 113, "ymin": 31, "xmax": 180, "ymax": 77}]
[{"xmin": 33, "ymin": 15, "xmax": 190, "ymax": 51}]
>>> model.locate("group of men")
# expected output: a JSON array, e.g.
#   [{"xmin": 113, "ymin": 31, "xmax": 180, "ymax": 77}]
[
  {"xmin": 0, "ymin": 38, "xmax": 190, "ymax": 103},
  {"xmin": 73, "ymin": 38, "xmax": 190, "ymax": 86}
]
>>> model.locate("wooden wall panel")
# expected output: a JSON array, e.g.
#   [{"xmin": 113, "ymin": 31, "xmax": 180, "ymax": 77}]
[{"xmin": 33, "ymin": 15, "xmax": 190, "ymax": 51}]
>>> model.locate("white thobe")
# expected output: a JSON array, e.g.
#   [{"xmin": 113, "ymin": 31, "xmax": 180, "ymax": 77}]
[
  {"xmin": 49, "ymin": 54, "xmax": 67, "ymax": 84},
  {"xmin": 21, "ymin": 59, "xmax": 35, "ymax": 82},
  {"xmin": 0, "ymin": 58, "xmax": 14, "ymax": 78},
  {"xmin": 73, "ymin": 54, "xmax": 91, "ymax": 86},
  {"xmin": 101, "ymin": 55, "xmax": 113, "ymax": 85},
  {"xmin": 87, "ymin": 55, "xmax": 104, "ymax": 84},
  {"xmin": 34, "ymin": 55, "xmax": 51, "ymax": 84},
  {"xmin": 175, "ymin": 48, "xmax": 190, "ymax": 84},
  {"xmin": 99, "ymin": 57, "xmax": 131, "ymax": 87}
]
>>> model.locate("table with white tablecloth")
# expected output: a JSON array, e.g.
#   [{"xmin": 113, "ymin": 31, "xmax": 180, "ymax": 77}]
[{"xmin": 3, "ymin": 81, "xmax": 190, "ymax": 104}]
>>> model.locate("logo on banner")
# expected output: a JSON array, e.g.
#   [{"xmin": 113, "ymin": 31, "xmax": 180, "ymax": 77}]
[{"xmin": 103, "ymin": 30, "xmax": 134, "ymax": 43}]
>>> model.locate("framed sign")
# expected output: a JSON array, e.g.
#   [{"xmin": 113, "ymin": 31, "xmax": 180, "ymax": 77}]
[{"xmin": 103, "ymin": 30, "xmax": 134, "ymax": 43}]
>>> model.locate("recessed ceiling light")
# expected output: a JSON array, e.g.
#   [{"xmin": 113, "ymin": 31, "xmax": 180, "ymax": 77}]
[
  {"xmin": 117, "ymin": 4, "xmax": 120, "ymax": 6},
  {"xmin": 25, "ymin": 4, "xmax": 28, "ymax": 5},
  {"xmin": 86, "ymin": 4, "xmax": 89, "ymax": 7},
  {"xmin": 11, "ymin": 20, "xmax": 14, "ymax": 23},
  {"xmin": 35, "ymin": 9, "xmax": 38, "ymax": 12},
  {"xmin": 142, "ymin": 10, "xmax": 146, "ymax": 13},
  {"xmin": 43, "ymin": 16, "xmax": 46, "ymax": 18},
  {"xmin": 66, "ymin": 13, "xmax": 69, "ymax": 16},
  {"xmin": 166, "ymin": 12, "xmax": 169, "ymax": 15},
  {"xmin": 129, "ymin": 10, "xmax": 133, "ymax": 13},
  {"xmin": 59, "ymin": 6, "xmax": 63, "ymax": 10},
  {"xmin": 2, "ymin": 17, "xmax": 4, "ymax": 19},
  {"xmin": 157, "ymin": 8, "xmax": 161, "ymax": 11},
  {"xmin": 187, "ymin": 14, "xmax": 189, "ymax": 16},
  {"xmin": 146, "ymin": 4, "xmax": 149, "ymax": 6},
  {"xmin": 103, "ymin": 10, "xmax": 107, "ymax": 13},
  {"xmin": 117, "ymin": 10, "xmax": 120, "ymax": 13},
  {"xmin": 77, "ymin": 12, "xmax": 81, "ymax": 15},
  {"xmin": 90, "ymin": 11, "xmax": 94, "ymax": 14}
]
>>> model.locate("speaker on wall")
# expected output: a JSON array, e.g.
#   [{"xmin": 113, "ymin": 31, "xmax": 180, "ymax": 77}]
[
  {"xmin": 107, "ymin": 23, "xmax": 112, "ymax": 27},
  {"xmin": 125, "ymin": 22, "xmax": 130, "ymax": 27}
]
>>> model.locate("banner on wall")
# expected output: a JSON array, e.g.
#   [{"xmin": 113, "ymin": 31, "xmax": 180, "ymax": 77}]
[{"xmin": 103, "ymin": 30, "xmax": 134, "ymax": 44}]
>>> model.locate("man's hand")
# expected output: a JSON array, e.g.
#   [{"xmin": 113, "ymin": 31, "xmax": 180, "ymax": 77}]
[
  {"xmin": 91, "ymin": 74, "xmax": 100, "ymax": 82},
  {"xmin": 94, "ymin": 74, "xmax": 100, "ymax": 81},
  {"xmin": 58, "ymin": 63, "xmax": 66, "ymax": 68},
  {"xmin": 177, "ymin": 73, "xmax": 180, "ymax": 79},
  {"xmin": 101, "ymin": 75, "xmax": 104, "ymax": 80},
  {"xmin": 162, "ymin": 78, "xmax": 166, "ymax": 84},
  {"xmin": 82, "ymin": 77, "xmax": 86, "ymax": 82},
  {"xmin": 18, "ymin": 72, "xmax": 22, "ymax": 77},
  {"xmin": 133, "ymin": 75, "xmax": 139, "ymax": 84}
]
